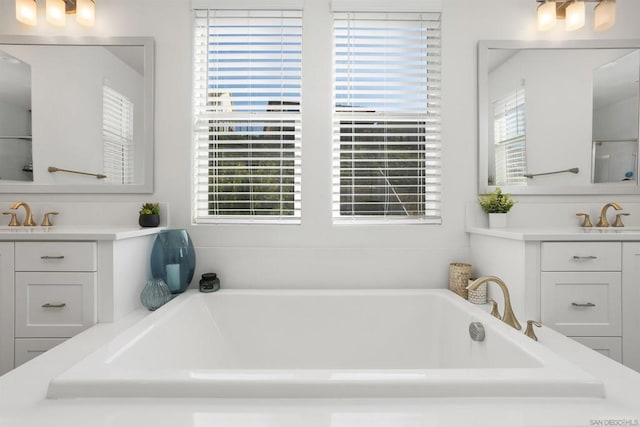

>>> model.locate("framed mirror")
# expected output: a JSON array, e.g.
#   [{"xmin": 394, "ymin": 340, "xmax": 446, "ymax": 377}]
[
  {"xmin": 0, "ymin": 36, "xmax": 154, "ymax": 193},
  {"xmin": 478, "ymin": 40, "xmax": 640, "ymax": 195}
]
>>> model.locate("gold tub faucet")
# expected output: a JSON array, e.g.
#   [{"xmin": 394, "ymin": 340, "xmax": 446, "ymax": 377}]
[
  {"xmin": 10, "ymin": 201, "xmax": 36, "ymax": 226},
  {"xmin": 596, "ymin": 202, "xmax": 623, "ymax": 227},
  {"xmin": 467, "ymin": 276, "xmax": 521, "ymax": 330}
]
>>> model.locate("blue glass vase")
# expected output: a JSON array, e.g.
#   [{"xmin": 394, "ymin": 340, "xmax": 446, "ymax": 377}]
[
  {"xmin": 150, "ymin": 229, "xmax": 196, "ymax": 294},
  {"xmin": 140, "ymin": 278, "xmax": 172, "ymax": 311}
]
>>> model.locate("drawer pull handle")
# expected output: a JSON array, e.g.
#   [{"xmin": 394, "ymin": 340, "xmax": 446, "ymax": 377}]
[
  {"xmin": 40, "ymin": 255, "xmax": 65, "ymax": 260},
  {"xmin": 572, "ymin": 256, "xmax": 597, "ymax": 260},
  {"xmin": 42, "ymin": 303, "xmax": 66, "ymax": 308},
  {"xmin": 571, "ymin": 302, "xmax": 596, "ymax": 308}
]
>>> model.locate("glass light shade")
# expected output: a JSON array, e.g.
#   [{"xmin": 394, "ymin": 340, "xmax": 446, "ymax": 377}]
[
  {"xmin": 15, "ymin": 0, "xmax": 37, "ymax": 26},
  {"xmin": 46, "ymin": 0, "xmax": 66, "ymax": 26},
  {"xmin": 150, "ymin": 229, "xmax": 196, "ymax": 294},
  {"xmin": 594, "ymin": 0, "xmax": 615, "ymax": 32},
  {"xmin": 76, "ymin": 0, "xmax": 95, "ymax": 27},
  {"xmin": 565, "ymin": 1, "xmax": 585, "ymax": 31},
  {"xmin": 537, "ymin": 1, "xmax": 557, "ymax": 31}
]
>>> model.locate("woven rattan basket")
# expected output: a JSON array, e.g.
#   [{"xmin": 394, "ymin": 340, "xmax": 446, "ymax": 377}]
[{"xmin": 449, "ymin": 262, "xmax": 472, "ymax": 299}]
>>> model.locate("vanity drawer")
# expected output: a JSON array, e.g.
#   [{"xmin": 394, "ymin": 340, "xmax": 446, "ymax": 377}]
[
  {"xmin": 14, "ymin": 338, "xmax": 66, "ymax": 368},
  {"xmin": 541, "ymin": 242, "xmax": 621, "ymax": 271},
  {"xmin": 571, "ymin": 336, "xmax": 622, "ymax": 364},
  {"xmin": 15, "ymin": 272, "xmax": 96, "ymax": 338},
  {"xmin": 15, "ymin": 242, "xmax": 97, "ymax": 272},
  {"xmin": 541, "ymin": 271, "xmax": 621, "ymax": 336}
]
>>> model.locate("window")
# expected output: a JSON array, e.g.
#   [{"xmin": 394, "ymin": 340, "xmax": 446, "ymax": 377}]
[
  {"xmin": 332, "ymin": 11, "xmax": 441, "ymax": 223},
  {"xmin": 493, "ymin": 88, "xmax": 527, "ymax": 186},
  {"xmin": 193, "ymin": 9, "xmax": 302, "ymax": 223},
  {"xmin": 103, "ymin": 86, "xmax": 134, "ymax": 185}
]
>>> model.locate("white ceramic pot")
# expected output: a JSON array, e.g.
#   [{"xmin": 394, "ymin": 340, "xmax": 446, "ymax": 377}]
[{"xmin": 488, "ymin": 212, "xmax": 508, "ymax": 228}]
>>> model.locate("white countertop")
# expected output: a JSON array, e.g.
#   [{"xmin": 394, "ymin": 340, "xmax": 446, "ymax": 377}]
[
  {"xmin": 0, "ymin": 226, "xmax": 164, "ymax": 241},
  {"xmin": 467, "ymin": 225, "xmax": 640, "ymax": 241},
  {"xmin": 0, "ymin": 291, "xmax": 639, "ymax": 427}
]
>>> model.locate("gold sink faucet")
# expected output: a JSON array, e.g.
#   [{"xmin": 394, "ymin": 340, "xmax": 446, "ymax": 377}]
[
  {"xmin": 467, "ymin": 276, "xmax": 521, "ymax": 330},
  {"xmin": 10, "ymin": 201, "xmax": 36, "ymax": 226},
  {"xmin": 596, "ymin": 202, "xmax": 623, "ymax": 227}
]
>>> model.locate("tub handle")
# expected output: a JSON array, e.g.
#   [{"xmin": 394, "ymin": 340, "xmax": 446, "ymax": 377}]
[
  {"xmin": 42, "ymin": 302, "xmax": 66, "ymax": 308},
  {"xmin": 572, "ymin": 255, "xmax": 597, "ymax": 260},
  {"xmin": 571, "ymin": 302, "xmax": 596, "ymax": 308},
  {"xmin": 524, "ymin": 320, "xmax": 542, "ymax": 341}
]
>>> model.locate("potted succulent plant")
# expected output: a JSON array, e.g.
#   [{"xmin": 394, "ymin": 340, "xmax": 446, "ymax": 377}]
[
  {"xmin": 477, "ymin": 187, "xmax": 516, "ymax": 228},
  {"xmin": 138, "ymin": 202, "xmax": 160, "ymax": 227}
]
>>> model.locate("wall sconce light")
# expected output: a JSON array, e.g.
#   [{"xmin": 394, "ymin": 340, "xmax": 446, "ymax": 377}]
[
  {"xmin": 536, "ymin": 0, "xmax": 615, "ymax": 32},
  {"xmin": 15, "ymin": 0, "xmax": 95, "ymax": 27}
]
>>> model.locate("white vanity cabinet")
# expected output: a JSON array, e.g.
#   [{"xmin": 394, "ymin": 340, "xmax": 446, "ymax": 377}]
[
  {"xmin": 622, "ymin": 243, "xmax": 640, "ymax": 371},
  {"xmin": 540, "ymin": 242, "xmax": 622, "ymax": 363},
  {"xmin": 468, "ymin": 229, "xmax": 640, "ymax": 372},
  {"xmin": 0, "ymin": 227, "xmax": 160, "ymax": 375},
  {"xmin": 13, "ymin": 242, "xmax": 97, "ymax": 368},
  {"xmin": 0, "ymin": 243, "xmax": 14, "ymax": 374}
]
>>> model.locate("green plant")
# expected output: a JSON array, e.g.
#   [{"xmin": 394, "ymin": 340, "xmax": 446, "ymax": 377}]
[
  {"xmin": 477, "ymin": 188, "xmax": 515, "ymax": 214},
  {"xmin": 139, "ymin": 202, "xmax": 159, "ymax": 215}
]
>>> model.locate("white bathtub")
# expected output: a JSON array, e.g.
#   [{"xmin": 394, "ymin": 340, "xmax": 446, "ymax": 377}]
[{"xmin": 47, "ymin": 289, "xmax": 605, "ymax": 399}]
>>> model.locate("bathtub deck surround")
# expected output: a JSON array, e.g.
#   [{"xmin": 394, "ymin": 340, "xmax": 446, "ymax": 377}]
[
  {"xmin": 47, "ymin": 289, "xmax": 604, "ymax": 399},
  {"xmin": 1, "ymin": 288, "xmax": 639, "ymax": 427}
]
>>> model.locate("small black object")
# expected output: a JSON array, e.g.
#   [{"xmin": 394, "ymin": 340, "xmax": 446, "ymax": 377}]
[
  {"xmin": 199, "ymin": 273, "xmax": 220, "ymax": 293},
  {"xmin": 139, "ymin": 214, "xmax": 160, "ymax": 227}
]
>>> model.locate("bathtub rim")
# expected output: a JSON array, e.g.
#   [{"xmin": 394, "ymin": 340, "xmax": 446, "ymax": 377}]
[{"xmin": 46, "ymin": 289, "xmax": 606, "ymax": 399}]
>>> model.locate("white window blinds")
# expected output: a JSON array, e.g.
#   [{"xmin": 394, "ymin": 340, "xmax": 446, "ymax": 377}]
[
  {"xmin": 103, "ymin": 86, "xmax": 134, "ymax": 185},
  {"xmin": 193, "ymin": 9, "xmax": 302, "ymax": 223},
  {"xmin": 493, "ymin": 88, "xmax": 527, "ymax": 186},
  {"xmin": 332, "ymin": 12, "xmax": 441, "ymax": 223}
]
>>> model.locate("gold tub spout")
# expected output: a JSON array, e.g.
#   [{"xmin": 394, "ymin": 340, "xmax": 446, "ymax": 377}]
[
  {"xmin": 10, "ymin": 201, "xmax": 36, "ymax": 226},
  {"xmin": 467, "ymin": 276, "xmax": 521, "ymax": 330}
]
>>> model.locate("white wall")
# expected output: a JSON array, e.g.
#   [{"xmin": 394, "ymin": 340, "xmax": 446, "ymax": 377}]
[{"xmin": 1, "ymin": 0, "xmax": 640, "ymax": 289}]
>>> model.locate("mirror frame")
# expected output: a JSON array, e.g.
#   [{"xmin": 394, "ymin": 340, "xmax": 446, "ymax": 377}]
[
  {"xmin": 478, "ymin": 39, "xmax": 640, "ymax": 195},
  {"xmin": 0, "ymin": 35, "xmax": 154, "ymax": 194}
]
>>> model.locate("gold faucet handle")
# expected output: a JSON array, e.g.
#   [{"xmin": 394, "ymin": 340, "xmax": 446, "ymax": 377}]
[
  {"xmin": 576, "ymin": 213, "xmax": 593, "ymax": 228},
  {"xmin": 41, "ymin": 212, "xmax": 59, "ymax": 227},
  {"xmin": 487, "ymin": 298, "xmax": 501, "ymax": 320},
  {"xmin": 2, "ymin": 212, "xmax": 20, "ymax": 226},
  {"xmin": 613, "ymin": 213, "xmax": 630, "ymax": 228},
  {"xmin": 524, "ymin": 320, "xmax": 542, "ymax": 341}
]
